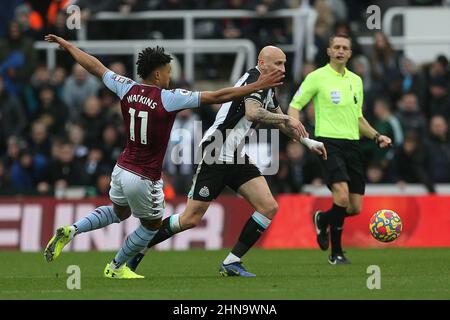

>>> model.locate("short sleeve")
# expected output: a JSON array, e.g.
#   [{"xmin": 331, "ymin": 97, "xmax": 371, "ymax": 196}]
[
  {"xmin": 102, "ymin": 70, "xmax": 136, "ymax": 100},
  {"xmin": 289, "ymin": 73, "xmax": 317, "ymax": 110},
  {"xmin": 244, "ymin": 89, "xmax": 266, "ymax": 106},
  {"xmin": 161, "ymin": 88, "xmax": 201, "ymax": 112}
]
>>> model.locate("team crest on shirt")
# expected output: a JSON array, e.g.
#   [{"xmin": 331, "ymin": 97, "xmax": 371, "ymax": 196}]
[
  {"xmin": 330, "ymin": 90, "xmax": 341, "ymax": 104},
  {"xmin": 199, "ymin": 186, "xmax": 210, "ymax": 198}
]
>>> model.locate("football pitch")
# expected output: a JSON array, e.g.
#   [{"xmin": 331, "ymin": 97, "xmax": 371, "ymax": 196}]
[{"xmin": 0, "ymin": 248, "xmax": 449, "ymax": 300}]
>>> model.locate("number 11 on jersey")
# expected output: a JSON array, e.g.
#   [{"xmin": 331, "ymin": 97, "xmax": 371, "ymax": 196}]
[{"xmin": 129, "ymin": 107, "xmax": 148, "ymax": 144}]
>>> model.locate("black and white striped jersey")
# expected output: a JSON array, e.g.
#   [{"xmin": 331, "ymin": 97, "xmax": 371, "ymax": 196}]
[{"xmin": 200, "ymin": 67, "xmax": 279, "ymax": 163}]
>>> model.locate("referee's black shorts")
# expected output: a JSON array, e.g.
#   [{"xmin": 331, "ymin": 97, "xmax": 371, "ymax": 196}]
[{"xmin": 316, "ymin": 137, "xmax": 365, "ymax": 195}]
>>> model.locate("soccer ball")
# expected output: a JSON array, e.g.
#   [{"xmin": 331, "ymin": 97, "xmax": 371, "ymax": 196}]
[{"xmin": 369, "ymin": 210, "xmax": 402, "ymax": 242}]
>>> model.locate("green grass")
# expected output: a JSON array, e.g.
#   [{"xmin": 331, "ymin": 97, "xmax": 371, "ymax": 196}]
[{"xmin": 0, "ymin": 248, "xmax": 449, "ymax": 299}]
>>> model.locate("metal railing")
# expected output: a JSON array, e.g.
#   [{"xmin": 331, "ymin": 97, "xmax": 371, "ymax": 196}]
[
  {"xmin": 73, "ymin": 7, "xmax": 317, "ymax": 82},
  {"xmin": 35, "ymin": 39, "xmax": 257, "ymax": 83}
]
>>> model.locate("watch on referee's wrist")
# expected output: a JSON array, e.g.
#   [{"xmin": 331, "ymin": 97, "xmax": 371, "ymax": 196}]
[{"xmin": 373, "ymin": 132, "xmax": 381, "ymax": 143}]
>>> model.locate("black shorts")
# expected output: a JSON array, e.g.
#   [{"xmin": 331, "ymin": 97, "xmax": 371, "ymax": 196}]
[
  {"xmin": 316, "ymin": 137, "xmax": 365, "ymax": 195},
  {"xmin": 188, "ymin": 154, "xmax": 262, "ymax": 202}
]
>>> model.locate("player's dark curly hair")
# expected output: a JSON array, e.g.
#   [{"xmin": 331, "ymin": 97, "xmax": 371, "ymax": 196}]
[{"xmin": 136, "ymin": 46, "xmax": 173, "ymax": 80}]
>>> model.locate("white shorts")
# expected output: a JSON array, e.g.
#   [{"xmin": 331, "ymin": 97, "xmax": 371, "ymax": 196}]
[{"xmin": 109, "ymin": 165, "xmax": 165, "ymax": 220}]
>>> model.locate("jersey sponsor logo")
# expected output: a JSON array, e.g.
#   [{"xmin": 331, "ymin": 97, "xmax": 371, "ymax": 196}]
[
  {"xmin": 330, "ymin": 90, "xmax": 341, "ymax": 104},
  {"xmin": 113, "ymin": 75, "xmax": 127, "ymax": 83},
  {"xmin": 199, "ymin": 186, "xmax": 210, "ymax": 198}
]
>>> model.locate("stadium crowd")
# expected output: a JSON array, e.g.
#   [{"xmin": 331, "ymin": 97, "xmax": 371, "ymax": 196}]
[{"xmin": 1, "ymin": 0, "xmax": 450, "ymax": 197}]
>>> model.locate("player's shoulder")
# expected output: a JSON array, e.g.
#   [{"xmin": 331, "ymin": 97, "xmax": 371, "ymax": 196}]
[{"xmin": 245, "ymin": 67, "xmax": 261, "ymax": 84}]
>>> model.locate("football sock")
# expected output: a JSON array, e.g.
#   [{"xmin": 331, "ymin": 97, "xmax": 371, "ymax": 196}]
[
  {"xmin": 112, "ymin": 225, "xmax": 157, "ymax": 268},
  {"xmin": 223, "ymin": 253, "xmax": 241, "ymax": 265},
  {"xmin": 144, "ymin": 214, "xmax": 181, "ymax": 250},
  {"xmin": 228, "ymin": 212, "xmax": 271, "ymax": 261},
  {"xmin": 73, "ymin": 205, "xmax": 120, "ymax": 235},
  {"xmin": 329, "ymin": 203, "xmax": 347, "ymax": 255}
]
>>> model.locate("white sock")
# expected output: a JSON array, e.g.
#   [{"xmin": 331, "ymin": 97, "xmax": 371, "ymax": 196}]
[{"xmin": 223, "ymin": 253, "xmax": 241, "ymax": 265}]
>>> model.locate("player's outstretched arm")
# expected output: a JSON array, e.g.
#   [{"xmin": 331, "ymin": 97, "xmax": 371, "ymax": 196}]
[
  {"xmin": 44, "ymin": 34, "xmax": 107, "ymax": 78},
  {"xmin": 199, "ymin": 69, "xmax": 284, "ymax": 106}
]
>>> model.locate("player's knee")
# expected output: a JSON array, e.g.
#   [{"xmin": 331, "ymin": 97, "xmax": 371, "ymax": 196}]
[
  {"xmin": 259, "ymin": 201, "xmax": 279, "ymax": 219},
  {"xmin": 113, "ymin": 204, "xmax": 131, "ymax": 221},
  {"xmin": 140, "ymin": 218, "xmax": 162, "ymax": 231}
]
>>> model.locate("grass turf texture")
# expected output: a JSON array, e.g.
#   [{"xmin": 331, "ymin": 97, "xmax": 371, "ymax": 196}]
[{"xmin": 0, "ymin": 248, "xmax": 449, "ymax": 299}]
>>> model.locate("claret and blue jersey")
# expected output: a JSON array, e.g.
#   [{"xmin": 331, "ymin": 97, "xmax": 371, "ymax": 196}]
[{"xmin": 102, "ymin": 70, "xmax": 201, "ymax": 180}]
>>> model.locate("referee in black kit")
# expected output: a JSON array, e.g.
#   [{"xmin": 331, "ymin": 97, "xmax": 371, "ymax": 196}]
[{"xmin": 288, "ymin": 34, "xmax": 392, "ymax": 264}]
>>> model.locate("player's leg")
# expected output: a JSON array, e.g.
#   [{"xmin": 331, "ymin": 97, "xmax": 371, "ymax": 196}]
[
  {"xmin": 220, "ymin": 172, "xmax": 276, "ymax": 277},
  {"xmin": 104, "ymin": 174, "xmax": 165, "ymax": 279},
  {"xmin": 44, "ymin": 166, "xmax": 130, "ymax": 262},
  {"xmin": 126, "ymin": 198, "xmax": 211, "ymax": 271},
  {"xmin": 347, "ymin": 193, "xmax": 363, "ymax": 216},
  {"xmin": 127, "ymin": 160, "xmax": 223, "ymax": 271},
  {"xmin": 312, "ymin": 138, "xmax": 350, "ymax": 257},
  {"xmin": 327, "ymin": 182, "xmax": 351, "ymax": 264}
]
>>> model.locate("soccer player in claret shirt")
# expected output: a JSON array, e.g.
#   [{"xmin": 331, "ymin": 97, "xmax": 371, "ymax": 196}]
[{"xmin": 42, "ymin": 34, "xmax": 285, "ymax": 279}]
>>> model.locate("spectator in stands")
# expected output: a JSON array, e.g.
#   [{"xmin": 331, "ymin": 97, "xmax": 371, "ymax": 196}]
[
  {"xmin": 28, "ymin": 121, "xmax": 52, "ymax": 159},
  {"xmin": 220, "ymin": 0, "xmax": 255, "ymax": 40},
  {"xmin": 10, "ymin": 149, "xmax": 47, "ymax": 194},
  {"xmin": 78, "ymin": 96, "xmax": 105, "ymax": 147},
  {"xmin": 67, "ymin": 122, "xmax": 89, "ymax": 160},
  {"xmin": 362, "ymin": 97, "xmax": 403, "ymax": 163},
  {"xmin": 400, "ymin": 57, "xmax": 424, "ymax": 97},
  {"xmin": 2, "ymin": 135, "xmax": 25, "ymax": 168},
  {"xmin": 396, "ymin": 92, "xmax": 427, "ymax": 138},
  {"xmin": 35, "ymin": 85, "xmax": 68, "ymax": 135},
  {"xmin": 365, "ymin": 161, "xmax": 388, "ymax": 184},
  {"xmin": 39, "ymin": 141, "xmax": 89, "ymax": 194},
  {"xmin": 428, "ymin": 76, "xmax": 450, "ymax": 118},
  {"xmin": 351, "ymin": 55, "xmax": 373, "ymax": 97},
  {"xmin": 393, "ymin": 131, "xmax": 435, "ymax": 193},
  {"xmin": 50, "ymin": 66, "xmax": 66, "ymax": 101},
  {"xmin": 84, "ymin": 147, "xmax": 105, "ymax": 186},
  {"xmin": 426, "ymin": 115, "xmax": 450, "ymax": 183},
  {"xmin": 101, "ymin": 123, "xmax": 123, "ymax": 166},
  {"xmin": 63, "ymin": 63, "xmax": 101, "ymax": 121},
  {"xmin": 0, "ymin": 20, "xmax": 38, "ymax": 97},
  {"xmin": 248, "ymin": 0, "xmax": 290, "ymax": 48},
  {"xmin": 0, "ymin": 75, "xmax": 27, "ymax": 152},
  {"xmin": 25, "ymin": 65, "xmax": 51, "ymax": 116},
  {"xmin": 0, "ymin": 159, "xmax": 15, "ymax": 195},
  {"xmin": 369, "ymin": 32, "xmax": 402, "ymax": 97},
  {"xmin": 14, "ymin": 3, "xmax": 44, "ymax": 38},
  {"xmin": 45, "ymin": 8, "xmax": 77, "ymax": 40}
]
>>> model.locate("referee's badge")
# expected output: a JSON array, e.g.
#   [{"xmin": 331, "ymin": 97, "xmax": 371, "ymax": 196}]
[{"xmin": 330, "ymin": 90, "xmax": 341, "ymax": 104}]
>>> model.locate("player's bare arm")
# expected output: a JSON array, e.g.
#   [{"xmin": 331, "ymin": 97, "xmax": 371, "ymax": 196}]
[
  {"xmin": 245, "ymin": 99, "xmax": 292, "ymax": 125},
  {"xmin": 200, "ymin": 69, "xmax": 284, "ymax": 106},
  {"xmin": 45, "ymin": 34, "xmax": 108, "ymax": 78},
  {"xmin": 358, "ymin": 117, "xmax": 392, "ymax": 148}
]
